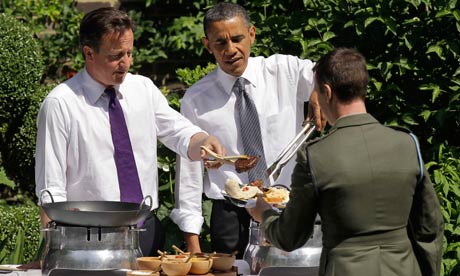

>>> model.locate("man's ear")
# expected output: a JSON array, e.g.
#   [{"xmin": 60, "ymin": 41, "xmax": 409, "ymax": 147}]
[
  {"xmin": 249, "ymin": 25, "xmax": 256, "ymax": 45},
  {"xmin": 202, "ymin": 37, "xmax": 212, "ymax": 54},
  {"xmin": 83, "ymin": 46, "xmax": 93, "ymax": 60},
  {"xmin": 324, "ymin": 84, "xmax": 333, "ymax": 103}
]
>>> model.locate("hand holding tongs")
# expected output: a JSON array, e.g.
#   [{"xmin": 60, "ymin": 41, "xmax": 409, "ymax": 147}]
[{"xmin": 266, "ymin": 119, "xmax": 317, "ymax": 181}]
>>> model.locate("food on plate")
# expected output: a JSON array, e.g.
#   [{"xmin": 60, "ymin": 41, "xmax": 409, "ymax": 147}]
[
  {"xmin": 263, "ymin": 186, "xmax": 290, "ymax": 204},
  {"xmin": 224, "ymin": 178, "xmax": 290, "ymax": 205},
  {"xmin": 234, "ymin": 155, "xmax": 260, "ymax": 173},
  {"xmin": 224, "ymin": 179, "xmax": 261, "ymax": 200}
]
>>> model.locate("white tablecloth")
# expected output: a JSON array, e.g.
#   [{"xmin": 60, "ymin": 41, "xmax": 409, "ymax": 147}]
[
  {"xmin": 0, "ymin": 270, "xmax": 40, "ymax": 276},
  {"xmin": 0, "ymin": 260, "xmax": 252, "ymax": 276}
]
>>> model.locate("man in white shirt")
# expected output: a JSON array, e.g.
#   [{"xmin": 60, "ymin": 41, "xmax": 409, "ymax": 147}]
[
  {"xmin": 35, "ymin": 7, "xmax": 225, "ymax": 256},
  {"xmin": 170, "ymin": 2, "xmax": 323, "ymax": 257}
]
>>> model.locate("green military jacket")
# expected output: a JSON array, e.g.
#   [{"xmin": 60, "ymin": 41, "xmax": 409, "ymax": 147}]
[{"xmin": 262, "ymin": 113, "xmax": 443, "ymax": 276}]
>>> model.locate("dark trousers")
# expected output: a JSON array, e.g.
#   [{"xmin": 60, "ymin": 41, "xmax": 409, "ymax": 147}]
[
  {"xmin": 210, "ymin": 200, "xmax": 251, "ymax": 259},
  {"xmin": 139, "ymin": 213, "xmax": 165, "ymax": 256}
]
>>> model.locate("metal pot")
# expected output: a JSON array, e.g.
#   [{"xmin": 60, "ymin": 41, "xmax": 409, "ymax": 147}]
[
  {"xmin": 40, "ymin": 190, "xmax": 152, "ymax": 227},
  {"xmin": 41, "ymin": 222, "xmax": 142, "ymax": 276},
  {"xmin": 243, "ymin": 220, "xmax": 322, "ymax": 274}
]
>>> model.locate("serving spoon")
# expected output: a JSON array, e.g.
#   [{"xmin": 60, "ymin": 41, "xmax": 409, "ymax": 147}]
[
  {"xmin": 201, "ymin": 146, "xmax": 250, "ymax": 164},
  {"xmin": 172, "ymin": 244, "xmax": 186, "ymax": 255},
  {"xmin": 157, "ymin": 250, "xmax": 167, "ymax": 259},
  {"xmin": 184, "ymin": 252, "xmax": 195, "ymax": 263},
  {"xmin": 201, "ymin": 145, "xmax": 259, "ymax": 173}
]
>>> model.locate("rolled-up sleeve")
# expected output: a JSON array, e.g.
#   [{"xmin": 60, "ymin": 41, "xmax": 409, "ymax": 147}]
[
  {"xmin": 169, "ymin": 96, "xmax": 207, "ymax": 234},
  {"xmin": 35, "ymin": 97, "xmax": 69, "ymax": 204}
]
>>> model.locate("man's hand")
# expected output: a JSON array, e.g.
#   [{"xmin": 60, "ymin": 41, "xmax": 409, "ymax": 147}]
[
  {"xmin": 188, "ymin": 132, "xmax": 226, "ymax": 169},
  {"xmin": 40, "ymin": 207, "xmax": 51, "ymax": 228},
  {"xmin": 307, "ymin": 90, "xmax": 326, "ymax": 131},
  {"xmin": 246, "ymin": 194, "xmax": 272, "ymax": 223}
]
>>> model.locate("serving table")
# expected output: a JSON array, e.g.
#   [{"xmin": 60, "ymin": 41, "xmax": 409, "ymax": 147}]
[
  {"xmin": 0, "ymin": 260, "xmax": 252, "ymax": 276},
  {"xmin": 0, "ymin": 260, "xmax": 318, "ymax": 276}
]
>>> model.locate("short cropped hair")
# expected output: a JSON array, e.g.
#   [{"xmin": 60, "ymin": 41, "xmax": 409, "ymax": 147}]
[
  {"xmin": 203, "ymin": 2, "xmax": 251, "ymax": 37},
  {"xmin": 313, "ymin": 48, "xmax": 369, "ymax": 103},
  {"xmin": 79, "ymin": 7, "xmax": 134, "ymax": 54}
]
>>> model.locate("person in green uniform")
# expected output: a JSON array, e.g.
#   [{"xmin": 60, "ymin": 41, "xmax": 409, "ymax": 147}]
[{"xmin": 247, "ymin": 48, "xmax": 444, "ymax": 276}]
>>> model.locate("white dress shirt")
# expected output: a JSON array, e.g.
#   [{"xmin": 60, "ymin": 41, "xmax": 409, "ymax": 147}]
[
  {"xmin": 170, "ymin": 54, "xmax": 315, "ymax": 234},
  {"xmin": 35, "ymin": 68, "xmax": 203, "ymax": 209}
]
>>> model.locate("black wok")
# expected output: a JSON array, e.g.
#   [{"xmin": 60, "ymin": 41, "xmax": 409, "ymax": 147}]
[{"xmin": 40, "ymin": 190, "xmax": 152, "ymax": 227}]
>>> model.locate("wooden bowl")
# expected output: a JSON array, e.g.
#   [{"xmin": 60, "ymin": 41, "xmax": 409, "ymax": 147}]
[
  {"xmin": 211, "ymin": 253, "xmax": 235, "ymax": 272},
  {"xmin": 161, "ymin": 260, "xmax": 192, "ymax": 276},
  {"xmin": 136, "ymin": 257, "xmax": 162, "ymax": 271},
  {"xmin": 189, "ymin": 257, "xmax": 213, "ymax": 274}
]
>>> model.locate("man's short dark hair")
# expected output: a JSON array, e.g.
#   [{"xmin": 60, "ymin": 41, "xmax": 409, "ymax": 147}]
[
  {"xmin": 203, "ymin": 2, "xmax": 251, "ymax": 37},
  {"xmin": 313, "ymin": 48, "xmax": 369, "ymax": 102},
  {"xmin": 79, "ymin": 7, "xmax": 134, "ymax": 54}
]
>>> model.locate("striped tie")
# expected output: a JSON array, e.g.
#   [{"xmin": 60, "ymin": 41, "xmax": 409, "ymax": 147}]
[{"xmin": 234, "ymin": 78, "xmax": 268, "ymax": 184}]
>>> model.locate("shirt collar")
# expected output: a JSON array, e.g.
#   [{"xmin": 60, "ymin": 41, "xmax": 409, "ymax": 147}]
[
  {"xmin": 216, "ymin": 57, "xmax": 258, "ymax": 95},
  {"xmin": 330, "ymin": 113, "xmax": 379, "ymax": 132},
  {"xmin": 81, "ymin": 67, "xmax": 121, "ymax": 104}
]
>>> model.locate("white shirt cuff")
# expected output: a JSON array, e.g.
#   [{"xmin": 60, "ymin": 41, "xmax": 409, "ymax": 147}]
[{"xmin": 170, "ymin": 208, "xmax": 204, "ymax": 234}]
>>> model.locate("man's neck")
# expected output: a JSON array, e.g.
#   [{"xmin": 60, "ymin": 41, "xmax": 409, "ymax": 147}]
[{"xmin": 332, "ymin": 100, "xmax": 367, "ymax": 123}]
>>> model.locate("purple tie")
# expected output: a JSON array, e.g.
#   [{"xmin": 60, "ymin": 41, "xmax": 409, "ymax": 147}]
[{"xmin": 105, "ymin": 88, "xmax": 143, "ymax": 203}]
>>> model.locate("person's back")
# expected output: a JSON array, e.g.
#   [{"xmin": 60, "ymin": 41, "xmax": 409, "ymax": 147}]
[
  {"xmin": 309, "ymin": 116, "xmax": 419, "ymax": 241},
  {"xmin": 307, "ymin": 114, "xmax": 424, "ymax": 275}
]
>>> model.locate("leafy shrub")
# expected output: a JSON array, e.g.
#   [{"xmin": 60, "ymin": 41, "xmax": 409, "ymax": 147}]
[
  {"xmin": 427, "ymin": 144, "xmax": 460, "ymax": 276},
  {"xmin": 176, "ymin": 63, "xmax": 217, "ymax": 87},
  {"xmin": 0, "ymin": 13, "xmax": 44, "ymax": 150},
  {"xmin": 1, "ymin": 84, "xmax": 52, "ymax": 196},
  {"xmin": 0, "ymin": 0, "xmax": 84, "ymax": 81},
  {"xmin": 0, "ymin": 205, "xmax": 41, "ymax": 264},
  {"xmin": 0, "ymin": 14, "xmax": 44, "ymax": 194}
]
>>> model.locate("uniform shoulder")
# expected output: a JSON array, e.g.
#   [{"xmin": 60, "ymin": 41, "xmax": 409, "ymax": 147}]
[
  {"xmin": 386, "ymin": 124, "xmax": 413, "ymax": 134},
  {"xmin": 304, "ymin": 126, "xmax": 340, "ymax": 148},
  {"xmin": 304, "ymin": 129, "xmax": 332, "ymax": 147}
]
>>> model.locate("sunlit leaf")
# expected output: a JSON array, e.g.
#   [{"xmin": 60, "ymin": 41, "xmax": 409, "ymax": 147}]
[
  {"xmin": 454, "ymin": 10, "xmax": 460, "ymax": 21},
  {"xmin": 402, "ymin": 113, "xmax": 419, "ymax": 125},
  {"xmin": 322, "ymin": 31, "xmax": 336, "ymax": 41},
  {"xmin": 404, "ymin": 36, "xmax": 413, "ymax": 50},
  {"xmin": 435, "ymin": 10, "xmax": 452, "ymax": 18},
  {"xmin": 364, "ymin": 16, "xmax": 381, "ymax": 28},
  {"xmin": 420, "ymin": 110, "xmax": 433, "ymax": 121},
  {"xmin": 384, "ymin": 17, "xmax": 397, "ymax": 36},
  {"xmin": 426, "ymin": 44, "xmax": 445, "ymax": 60}
]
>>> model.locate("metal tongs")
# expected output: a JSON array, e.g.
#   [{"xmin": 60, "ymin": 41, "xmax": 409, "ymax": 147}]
[{"xmin": 266, "ymin": 119, "xmax": 317, "ymax": 181}]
